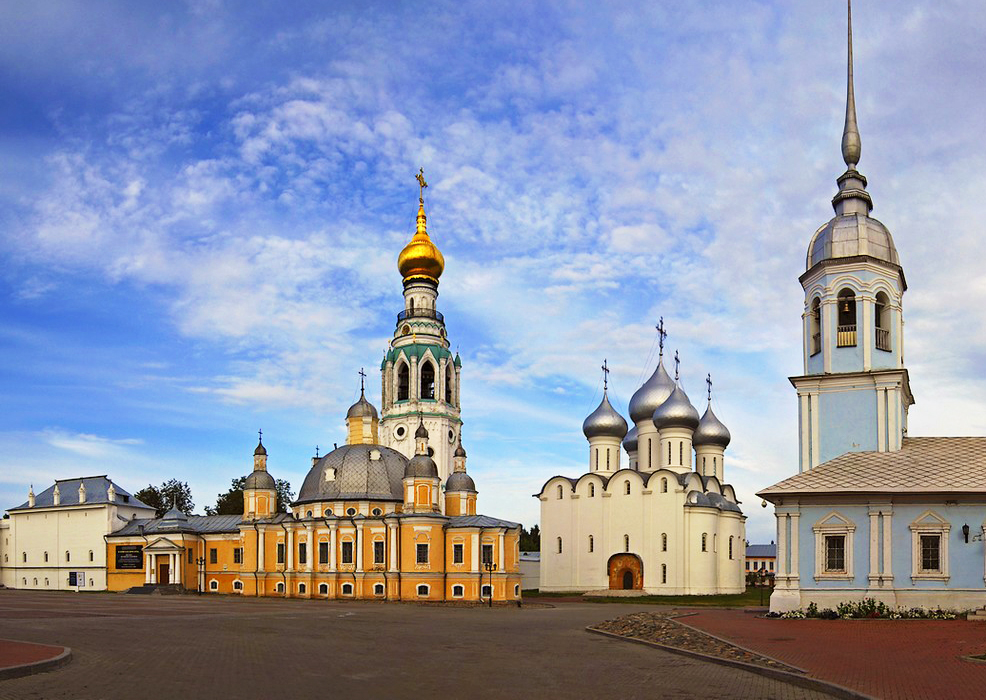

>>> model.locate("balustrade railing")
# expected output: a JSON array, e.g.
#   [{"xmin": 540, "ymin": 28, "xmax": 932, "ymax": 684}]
[
  {"xmin": 875, "ymin": 327, "xmax": 891, "ymax": 352},
  {"xmin": 397, "ymin": 308, "xmax": 444, "ymax": 323},
  {"xmin": 811, "ymin": 332, "xmax": 821, "ymax": 356},
  {"xmin": 837, "ymin": 324, "xmax": 857, "ymax": 347}
]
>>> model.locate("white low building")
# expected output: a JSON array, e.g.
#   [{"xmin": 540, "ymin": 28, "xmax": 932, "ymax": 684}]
[
  {"xmin": 1, "ymin": 476, "xmax": 155, "ymax": 591},
  {"xmin": 537, "ymin": 351, "xmax": 746, "ymax": 595}
]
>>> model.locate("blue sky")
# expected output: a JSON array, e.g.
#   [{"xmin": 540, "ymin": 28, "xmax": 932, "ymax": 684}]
[{"xmin": 2, "ymin": 0, "xmax": 985, "ymax": 543}]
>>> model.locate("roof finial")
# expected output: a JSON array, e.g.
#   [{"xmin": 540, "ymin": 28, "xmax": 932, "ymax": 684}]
[
  {"xmin": 656, "ymin": 317, "xmax": 667, "ymax": 358},
  {"xmin": 601, "ymin": 359, "xmax": 610, "ymax": 391},
  {"xmin": 674, "ymin": 350, "xmax": 680, "ymax": 381},
  {"xmin": 842, "ymin": 0, "xmax": 861, "ymax": 169},
  {"xmin": 416, "ymin": 168, "xmax": 428, "ymax": 203},
  {"xmin": 358, "ymin": 367, "xmax": 366, "ymax": 394},
  {"xmin": 706, "ymin": 373, "xmax": 713, "ymax": 403},
  {"xmin": 258, "ymin": 428, "xmax": 263, "ymax": 445}
]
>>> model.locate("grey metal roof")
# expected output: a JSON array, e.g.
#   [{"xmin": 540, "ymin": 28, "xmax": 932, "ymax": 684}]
[
  {"xmin": 759, "ymin": 437, "xmax": 986, "ymax": 498},
  {"xmin": 622, "ymin": 425, "xmax": 638, "ymax": 453},
  {"xmin": 694, "ymin": 403, "xmax": 731, "ymax": 448},
  {"xmin": 10, "ymin": 476, "xmax": 153, "ymax": 511},
  {"xmin": 628, "ymin": 358, "xmax": 675, "ymax": 424},
  {"xmin": 652, "ymin": 384, "xmax": 700, "ymax": 431},
  {"xmin": 448, "ymin": 515, "xmax": 521, "ymax": 529},
  {"xmin": 346, "ymin": 391, "xmax": 378, "ymax": 420},
  {"xmin": 112, "ymin": 513, "xmax": 244, "ymax": 536},
  {"xmin": 405, "ymin": 454, "xmax": 439, "ymax": 478},
  {"xmin": 582, "ymin": 391, "xmax": 629, "ymax": 440},
  {"xmin": 807, "ymin": 212, "xmax": 899, "ymax": 270},
  {"xmin": 244, "ymin": 470, "xmax": 276, "ymax": 490},
  {"xmin": 295, "ymin": 444, "xmax": 407, "ymax": 505},
  {"xmin": 746, "ymin": 544, "xmax": 777, "ymax": 558},
  {"xmin": 446, "ymin": 471, "xmax": 476, "ymax": 492}
]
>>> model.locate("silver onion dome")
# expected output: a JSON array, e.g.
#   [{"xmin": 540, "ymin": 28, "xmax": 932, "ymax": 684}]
[
  {"xmin": 628, "ymin": 359, "xmax": 675, "ymax": 424},
  {"xmin": 693, "ymin": 404, "xmax": 731, "ymax": 448},
  {"xmin": 622, "ymin": 425, "xmax": 638, "ymax": 453},
  {"xmin": 346, "ymin": 390, "xmax": 378, "ymax": 420},
  {"xmin": 254, "ymin": 440, "xmax": 267, "ymax": 456},
  {"xmin": 807, "ymin": 213, "xmax": 898, "ymax": 270},
  {"xmin": 582, "ymin": 391, "xmax": 628, "ymax": 440},
  {"xmin": 652, "ymin": 384, "xmax": 700, "ymax": 431},
  {"xmin": 446, "ymin": 471, "xmax": 476, "ymax": 492},
  {"xmin": 244, "ymin": 470, "xmax": 276, "ymax": 490}
]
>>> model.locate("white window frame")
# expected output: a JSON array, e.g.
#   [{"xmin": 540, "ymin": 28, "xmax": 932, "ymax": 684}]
[
  {"xmin": 232, "ymin": 579, "xmax": 243, "ymax": 592},
  {"xmin": 319, "ymin": 583, "xmax": 328, "ymax": 595},
  {"xmin": 341, "ymin": 582, "xmax": 353, "ymax": 595},
  {"xmin": 453, "ymin": 542, "xmax": 464, "ymax": 565},
  {"xmin": 813, "ymin": 511, "xmax": 856, "ymax": 581},
  {"xmin": 416, "ymin": 584, "xmax": 430, "ymax": 597},
  {"xmin": 374, "ymin": 583, "xmax": 385, "ymax": 596},
  {"xmin": 481, "ymin": 584, "xmax": 492, "ymax": 598},
  {"xmin": 209, "ymin": 579, "xmax": 219, "ymax": 591},
  {"xmin": 452, "ymin": 584, "xmax": 464, "ymax": 598},
  {"xmin": 909, "ymin": 510, "xmax": 950, "ymax": 582}
]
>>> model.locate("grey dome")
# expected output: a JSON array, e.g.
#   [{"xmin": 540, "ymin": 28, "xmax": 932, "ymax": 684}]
[
  {"xmin": 807, "ymin": 213, "xmax": 899, "ymax": 270},
  {"xmin": 244, "ymin": 470, "xmax": 276, "ymax": 490},
  {"xmin": 652, "ymin": 384, "xmax": 700, "ymax": 431},
  {"xmin": 254, "ymin": 440, "xmax": 267, "ymax": 456},
  {"xmin": 446, "ymin": 471, "xmax": 476, "ymax": 492},
  {"xmin": 406, "ymin": 454, "xmax": 439, "ymax": 479},
  {"xmin": 295, "ymin": 444, "xmax": 407, "ymax": 505},
  {"xmin": 346, "ymin": 391, "xmax": 378, "ymax": 420},
  {"xmin": 161, "ymin": 506, "xmax": 187, "ymax": 522},
  {"xmin": 415, "ymin": 421, "xmax": 429, "ymax": 439},
  {"xmin": 694, "ymin": 404, "xmax": 731, "ymax": 448},
  {"xmin": 582, "ymin": 392, "xmax": 628, "ymax": 440},
  {"xmin": 622, "ymin": 425, "xmax": 638, "ymax": 453},
  {"xmin": 454, "ymin": 440, "xmax": 467, "ymax": 458},
  {"xmin": 628, "ymin": 359, "xmax": 675, "ymax": 424}
]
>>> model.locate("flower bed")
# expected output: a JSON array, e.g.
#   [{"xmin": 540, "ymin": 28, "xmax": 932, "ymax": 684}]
[{"xmin": 767, "ymin": 598, "xmax": 958, "ymax": 620}]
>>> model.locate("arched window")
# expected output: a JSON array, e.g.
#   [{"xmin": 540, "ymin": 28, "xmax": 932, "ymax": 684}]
[
  {"xmin": 481, "ymin": 584, "xmax": 492, "ymax": 598},
  {"xmin": 409, "ymin": 298, "xmax": 415, "ymax": 314},
  {"xmin": 417, "ymin": 584, "xmax": 429, "ymax": 597},
  {"xmin": 65, "ymin": 551, "xmax": 70, "ymax": 562},
  {"xmin": 319, "ymin": 583, "xmax": 328, "ymax": 595},
  {"xmin": 589, "ymin": 483, "xmax": 595, "ymax": 497},
  {"xmin": 837, "ymin": 289, "xmax": 857, "ymax": 346},
  {"xmin": 728, "ymin": 536, "xmax": 734, "ymax": 560},
  {"xmin": 606, "ymin": 448, "xmax": 610, "ymax": 470},
  {"xmin": 624, "ymin": 535, "xmax": 630, "ymax": 552},
  {"xmin": 233, "ymin": 580, "xmax": 243, "ymax": 591},
  {"xmin": 713, "ymin": 456, "xmax": 717, "ymax": 471},
  {"xmin": 89, "ymin": 550, "xmax": 94, "ymax": 562},
  {"xmin": 452, "ymin": 584, "xmax": 464, "ymax": 598},
  {"xmin": 210, "ymin": 580, "xmax": 219, "ymax": 591},
  {"xmin": 701, "ymin": 533, "xmax": 707, "ymax": 552},
  {"xmin": 342, "ymin": 583, "xmax": 353, "ymax": 595},
  {"xmin": 624, "ymin": 481, "xmax": 631, "ymax": 495},
  {"xmin": 661, "ymin": 478, "xmax": 668, "ymax": 493},
  {"xmin": 397, "ymin": 363, "xmax": 410, "ymax": 401},
  {"xmin": 557, "ymin": 485, "xmax": 564, "ymax": 499},
  {"xmin": 647, "ymin": 439, "xmax": 652, "ymax": 468},
  {"xmin": 679, "ymin": 442, "xmax": 683, "ymax": 465},
  {"xmin": 810, "ymin": 297, "xmax": 822, "ymax": 355},
  {"xmin": 420, "ymin": 361, "xmax": 435, "ymax": 399},
  {"xmin": 299, "ymin": 583, "xmax": 307, "ymax": 594},
  {"xmin": 668, "ymin": 442, "xmax": 672, "ymax": 464},
  {"xmin": 44, "ymin": 551, "xmax": 48, "ymax": 562},
  {"xmin": 373, "ymin": 583, "xmax": 384, "ymax": 595},
  {"xmin": 661, "ymin": 533, "xmax": 667, "ymax": 551},
  {"xmin": 557, "ymin": 537, "xmax": 563, "ymax": 554},
  {"xmin": 588, "ymin": 535, "xmax": 594, "ymax": 553},
  {"xmin": 875, "ymin": 291, "xmax": 891, "ymax": 351},
  {"xmin": 662, "ymin": 564, "xmax": 667, "ymax": 584},
  {"xmin": 594, "ymin": 450, "xmax": 598, "ymax": 471},
  {"xmin": 445, "ymin": 365, "xmax": 454, "ymax": 403},
  {"xmin": 702, "ymin": 456, "xmax": 706, "ymax": 474}
]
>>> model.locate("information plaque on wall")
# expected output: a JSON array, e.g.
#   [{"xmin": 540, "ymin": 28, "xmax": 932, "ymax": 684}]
[{"xmin": 116, "ymin": 545, "xmax": 143, "ymax": 569}]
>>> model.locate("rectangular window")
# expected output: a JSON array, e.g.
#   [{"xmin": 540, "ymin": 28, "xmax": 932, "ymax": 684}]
[
  {"xmin": 482, "ymin": 544, "xmax": 493, "ymax": 565},
  {"xmin": 373, "ymin": 541, "xmax": 385, "ymax": 565},
  {"xmin": 276, "ymin": 543, "xmax": 285, "ymax": 565},
  {"xmin": 824, "ymin": 535, "xmax": 846, "ymax": 572},
  {"xmin": 318, "ymin": 542, "xmax": 328, "ymax": 564},
  {"xmin": 453, "ymin": 543, "xmax": 464, "ymax": 564},
  {"xmin": 209, "ymin": 548, "xmax": 217, "ymax": 565},
  {"xmin": 188, "ymin": 548, "xmax": 193, "ymax": 564},
  {"xmin": 298, "ymin": 542, "xmax": 307, "ymax": 565},
  {"xmin": 920, "ymin": 535, "xmax": 941, "ymax": 571},
  {"xmin": 769, "ymin": 561, "xmax": 774, "ymax": 571},
  {"xmin": 342, "ymin": 541, "xmax": 354, "ymax": 564},
  {"xmin": 233, "ymin": 548, "xmax": 242, "ymax": 564},
  {"xmin": 416, "ymin": 543, "xmax": 429, "ymax": 565},
  {"xmin": 745, "ymin": 561, "xmax": 750, "ymax": 571}
]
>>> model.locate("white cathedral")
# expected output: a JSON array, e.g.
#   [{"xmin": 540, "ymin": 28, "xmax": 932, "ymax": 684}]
[{"xmin": 537, "ymin": 336, "xmax": 746, "ymax": 595}]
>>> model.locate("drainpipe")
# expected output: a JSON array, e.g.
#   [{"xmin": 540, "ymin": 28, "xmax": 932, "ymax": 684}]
[{"xmin": 253, "ymin": 522, "xmax": 261, "ymax": 597}]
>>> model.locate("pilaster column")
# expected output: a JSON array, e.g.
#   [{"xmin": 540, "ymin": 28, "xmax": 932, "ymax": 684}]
[
  {"xmin": 881, "ymin": 511, "xmax": 893, "ymax": 581},
  {"xmin": 257, "ymin": 527, "xmax": 265, "ymax": 569},
  {"xmin": 789, "ymin": 512, "xmax": 800, "ymax": 579},
  {"xmin": 471, "ymin": 532, "xmax": 480, "ymax": 572},
  {"xmin": 498, "ymin": 531, "xmax": 505, "ymax": 568},
  {"xmin": 145, "ymin": 553, "xmax": 152, "ymax": 584},
  {"xmin": 287, "ymin": 528, "xmax": 294, "ymax": 571},
  {"xmin": 306, "ymin": 525, "xmax": 314, "ymax": 572},
  {"xmin": 355, "ymin": 522, "xmax": 364, "ymax": 571},
  {"xmin": 388, "ymin": 523, "xmax": 398, "ymax": 572},
  {"xmin": 776, "ymin": 513, "xmax": 788, "ymax": 578},
  {"xmin": 869, "ymin": 509, "xmax": 880, "ymax": 577}
]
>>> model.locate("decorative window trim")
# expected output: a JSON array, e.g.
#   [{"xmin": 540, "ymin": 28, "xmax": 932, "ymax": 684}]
[
  {"xmin": 275, "ymin": 582, "xmax": 285, "ymax": 593},
  {"xmin": 481, "ymin": 584, "xmax": 492, "ymax": 598},
  {"xmin": 813, "ymin": 511, "xmax": 856, "ymax": 581},
  {"xmin": 232, "ymin": 579, "xmax": 243, "ymax": 592},
  {"xmin": 318, "ymin": 583, "xmax": 329, "ymax": 595},
  {"xmin": 341, "ymin": 583, "xmax": 354, "ymax": 596},
  {"xmin": 452, "ymin": 584, "xmax": 464, "ymax": 598},
  {"xmin": 416, "ymin": 584, "xmax": 430, "ymax": 597},
  {"xmin": 374, "ymin": 583, "xmax": 385, "ymax": 596},
  {"xmin": 298, "ymin": 583, "xmax": 307, "ymax": 594},
  {"xmin": 909, "ymin": 511, "xmax": 950, "ymax": 582},
  {"xmin": 209, "ymin": 579, "xmax": 219, "ymax": 591}
]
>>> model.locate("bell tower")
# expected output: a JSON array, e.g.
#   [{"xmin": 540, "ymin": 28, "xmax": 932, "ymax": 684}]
[
  {"xmin": 380, "ymin": 170, "xmax": 462, "ymax": 485},
  {"xmin": 792, "ymin": 0, "xmax": 913, "ymax": 472}
]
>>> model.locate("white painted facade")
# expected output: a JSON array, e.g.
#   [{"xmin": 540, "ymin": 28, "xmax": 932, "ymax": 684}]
[{"xmin": 0, "ymin": 477, "xmax": 155, "ymax": 591}]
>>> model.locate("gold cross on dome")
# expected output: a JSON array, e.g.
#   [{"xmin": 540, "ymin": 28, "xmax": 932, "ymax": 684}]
[{"xmin": 416, "ymin": 168, "xmax": 428, "ymax": 200}]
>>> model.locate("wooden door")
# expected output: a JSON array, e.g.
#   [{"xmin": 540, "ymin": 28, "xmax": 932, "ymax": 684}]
[{"xmin": 158, "ymin": 560, "xmax": 170, "ymax": 584}]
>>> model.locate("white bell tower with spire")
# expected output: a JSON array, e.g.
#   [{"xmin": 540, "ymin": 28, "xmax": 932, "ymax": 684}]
[{"xmin": 792, "ymin": 0, "xmax": 913, "ymax": 472}]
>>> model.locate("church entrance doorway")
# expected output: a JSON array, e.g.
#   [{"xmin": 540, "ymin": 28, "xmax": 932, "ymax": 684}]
[
  {"xmin": 608, "ymin": 553, "xmax": 643, "ymax": 590},
  {"xmin": 158, "ymin": 560, "xmax": 170, "ymax": 584}
]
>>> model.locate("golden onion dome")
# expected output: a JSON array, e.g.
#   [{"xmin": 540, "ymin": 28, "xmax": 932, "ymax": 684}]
[{"xmin": 398, "ymin": 199, "xmax": 444, "ymax": 283}]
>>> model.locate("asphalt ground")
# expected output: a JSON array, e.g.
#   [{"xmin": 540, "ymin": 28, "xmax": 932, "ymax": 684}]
[{"xmin": 0, "ymin": 590, "xmax": 836, "ymax": 700}]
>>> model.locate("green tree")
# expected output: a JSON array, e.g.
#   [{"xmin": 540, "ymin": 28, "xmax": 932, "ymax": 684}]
[
  {"xmin": 204, "ymin": 477, "xmax": 294, "ymax": 516},
  {"xmin": 135, "ymin": 479, "xmax": 195, "ymax": 518},
  {"xmin": 520, "ymin": 524, "xmax": 540, "ymax": 552}
]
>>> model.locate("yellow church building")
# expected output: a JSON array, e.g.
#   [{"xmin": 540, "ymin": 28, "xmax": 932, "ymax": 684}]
[{"xmin": 106, "ymin": 177, "xmax": 523, "ymax": 602}]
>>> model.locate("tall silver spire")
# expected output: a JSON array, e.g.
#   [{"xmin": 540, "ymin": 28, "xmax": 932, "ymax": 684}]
[{"xmin": 841, "ymin": 0, "xmax": 861, "ymax": 169}]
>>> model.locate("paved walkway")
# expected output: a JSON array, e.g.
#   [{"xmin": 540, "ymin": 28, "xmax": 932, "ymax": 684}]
[
  {"xmin": 683, "ymin": 608, "xmax": 986, "ymax": 700},
  {"xmin": 0, "ymin": 591, "xmax": 835, "ymax": 699},
  {"xmin": 0, "ymin": 638, "xmax": 69, "ymax": 679}
]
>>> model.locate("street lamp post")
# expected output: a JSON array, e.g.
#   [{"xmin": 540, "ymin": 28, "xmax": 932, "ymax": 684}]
[
  {"xmin": 195, "ymin": 557, "xmax": 206, "ymax": 595},
  {"xmin": 484, "ymin": 560, "xmax": 497, "ymax": 608}
]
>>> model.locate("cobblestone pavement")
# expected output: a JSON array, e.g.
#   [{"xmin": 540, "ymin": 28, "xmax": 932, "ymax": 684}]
[
  {"xmin": 0, "ymin": 591, "xmax": 836, "ymax": 700},
  {"xmin": 683, "ymin": 608, "xmax": 986, "ymax": 700}
]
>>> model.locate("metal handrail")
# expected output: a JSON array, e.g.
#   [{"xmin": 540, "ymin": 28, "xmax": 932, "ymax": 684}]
[{"xmin": 397, "ymin": 308, "xmax": 444, "ymax": 323}]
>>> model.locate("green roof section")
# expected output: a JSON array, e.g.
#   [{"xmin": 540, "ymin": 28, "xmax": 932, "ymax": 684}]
[
  {"xmin": 454, "ymin": 352, "xmax": 462, "ymax": 368},
  {"xmin": 385, "ymin": 343, "xmax": 452, "ymax": 365}
]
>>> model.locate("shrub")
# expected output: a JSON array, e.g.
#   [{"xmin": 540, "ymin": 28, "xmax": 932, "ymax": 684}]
[{"xmin": 773, "ymin": 598, "xmax": 958, "ymax": 620}]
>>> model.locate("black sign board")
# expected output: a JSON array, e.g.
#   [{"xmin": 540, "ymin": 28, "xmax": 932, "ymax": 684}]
[
  {"xmin": 68, "ymin": 571, "xmax": 78, "ymax": 586},
  {"xmin": 116, "ymin": 545, "xmax": 143, "ymax": 570}
]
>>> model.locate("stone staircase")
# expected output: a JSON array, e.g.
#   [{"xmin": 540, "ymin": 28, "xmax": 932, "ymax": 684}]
[{"xmin": 126, "ymin": 584, "xmax": 185, "ymax": 595}]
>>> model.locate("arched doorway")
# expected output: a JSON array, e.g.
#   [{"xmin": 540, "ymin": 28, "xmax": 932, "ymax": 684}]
[{"xmin": 608, "ymin": 553, "xmax": 643, "ymax": 590}]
